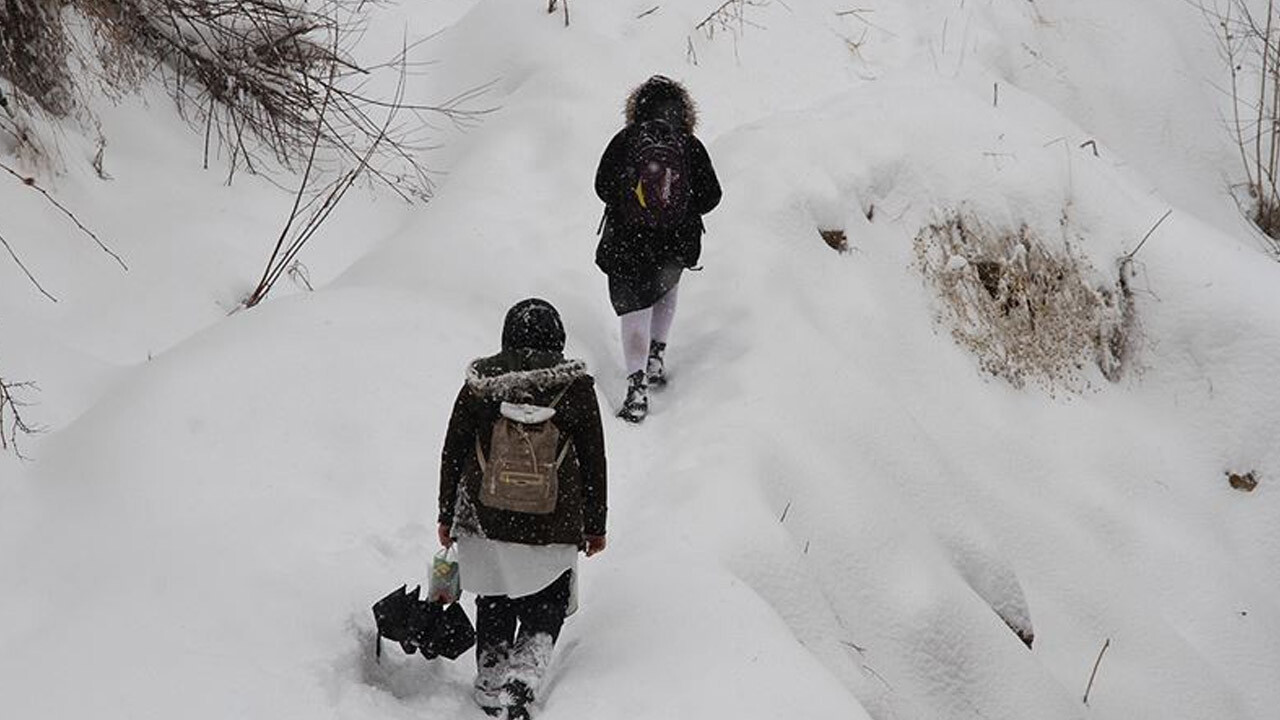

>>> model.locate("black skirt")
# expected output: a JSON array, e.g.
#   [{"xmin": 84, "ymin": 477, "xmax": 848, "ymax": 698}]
[{"xmin": 608, "ymin": 264, "xmax": 683, "ymax": 315}]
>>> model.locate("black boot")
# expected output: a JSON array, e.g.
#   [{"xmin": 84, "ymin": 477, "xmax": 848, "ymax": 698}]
[
  {"xmin": 646, "ymin": 340, "xmax": 667, "ymax": 387},
  {"xmin": 503, "ymin": 679, "xmax": 534, "ymax": 719},
  {"xmin": 617, "ymin": 370, "xmax": 648, "ymax": 423}
]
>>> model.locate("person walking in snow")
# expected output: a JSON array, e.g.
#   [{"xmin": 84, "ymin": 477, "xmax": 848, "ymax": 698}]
[
  {"xmin": 594, "ymin": 74, "xmax": 722, "ymax": 422},
  {"xmin": 437, "ymin": 298, "xmax": 608, "ymax": 719}
]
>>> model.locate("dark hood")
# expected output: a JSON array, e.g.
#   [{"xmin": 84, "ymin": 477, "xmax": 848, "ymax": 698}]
[
  {"xmin": 501, "ymin": 298, "xmax": 565, "ymax": 353},
  {"xmin": 625, "ymin": 75, "xmax": 697, "ymax": 132}
]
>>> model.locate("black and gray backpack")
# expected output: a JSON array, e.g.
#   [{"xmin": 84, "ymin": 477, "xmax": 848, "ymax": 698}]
[{"xmin": 620, "ymin": 118, "xmax": 692, "ymax": 230}]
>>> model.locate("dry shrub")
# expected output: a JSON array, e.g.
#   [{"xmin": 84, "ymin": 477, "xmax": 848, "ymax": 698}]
[
  {"xmin": 914, "ymin": 211, "xmax": 1133, "ymax": 391},
  {"xmin": 0, "ymin": 0, "xmax": 482, "ymax": 196},
  {"xmin": 82, "ymin": 0, "xmax": 372, "ymax": 179},
  {"xmin": 0, "ymin": 0, "xmax": 76, "ymax": 117},
  {"xmin": 1, "ymin": 0, "xmax": 489, "ymax": 306},
  {"xmin": 1206, "ymin": 0, "xmax": 1280, "ymax": 254}
]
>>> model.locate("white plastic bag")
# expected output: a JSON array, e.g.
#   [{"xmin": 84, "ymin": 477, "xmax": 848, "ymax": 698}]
[{"xmin": 428, "ymin": 547, "xmax": 461, "ymax": 604}]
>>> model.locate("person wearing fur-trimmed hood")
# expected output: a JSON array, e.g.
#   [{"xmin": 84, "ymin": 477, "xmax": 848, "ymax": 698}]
[
  {"xmin": 594, "ymin": 75, "xmax": 722, "ymax": 422},
  {"xmin": 438, "ymin": 298, "xmax": 607, "ymax": 718}
]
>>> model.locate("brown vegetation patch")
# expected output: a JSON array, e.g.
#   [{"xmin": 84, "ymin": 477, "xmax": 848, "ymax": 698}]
[{"xmin": 914, "ymin": 211, "xmax": 1133, "ymax": 391}]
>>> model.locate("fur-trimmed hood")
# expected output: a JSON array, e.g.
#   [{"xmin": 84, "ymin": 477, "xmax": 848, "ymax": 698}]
[
  {"xmin": 625, "ymin": 75, "xmax": 697, "ymax": 132},
  {"xmin": 465, "ymin": 355, "xmax": 589, "ymax": 401}
]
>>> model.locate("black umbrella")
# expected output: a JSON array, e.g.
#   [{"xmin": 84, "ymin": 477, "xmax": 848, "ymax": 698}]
[
  {"xmin": 429, "ymin": 601, "xmax": 477, "ymax": 660},
  {"xmin": 372, "ymin": 584, "xmax": 475, "ymax": 661}
]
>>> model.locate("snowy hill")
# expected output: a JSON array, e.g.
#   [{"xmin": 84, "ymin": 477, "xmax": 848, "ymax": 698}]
[{"xmin": 3, "ymin": 1, "xmax": 1279, "ymax": 719}]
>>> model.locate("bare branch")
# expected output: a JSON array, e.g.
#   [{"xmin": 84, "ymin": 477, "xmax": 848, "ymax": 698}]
[
  {"xmin": 0, "ymin": 161, "xmax": 127, "ymax": 270},
  {"xmin": 0, "ymin": 229, "xmax": 58, "ymax": 302},
  {"xmin": 242, "ymin": 24, "xmax": 410, "ymax": 308},
  {"xmin": 0, "ymin": 376, "xmax": 41, "ymax": 459}
]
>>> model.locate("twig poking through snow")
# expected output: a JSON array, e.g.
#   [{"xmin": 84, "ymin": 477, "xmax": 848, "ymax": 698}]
[
  {"xmin": 836, "ymin": 7, "xmax": 897, "ymax": 37},
  {"xmin": 838, "ymin": 639, "xmax": 866, "ymax": 655},
  {"xmin": 1083, "ymin": 637, "xmax": 1111, "ymax": 705},
  {"xmin": 548, "ymin": 0, "xmax": 569, "ymax": 26},
  {"xmin": 1122, "ymin": 209, "xmax": 1173, "ymax": 263}
]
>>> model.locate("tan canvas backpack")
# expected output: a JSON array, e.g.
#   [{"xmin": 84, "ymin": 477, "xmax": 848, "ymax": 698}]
[{"xmin": 475, "ymin": 386, "xmax": 572, "ymax": 514}]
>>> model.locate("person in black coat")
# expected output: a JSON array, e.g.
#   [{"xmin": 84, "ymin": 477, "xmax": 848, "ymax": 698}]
[
  {"xmin": 594, "ymin": 75, "xmax": 722, "ymax": 422},
  {"xmin": 438, "ymin": 298, "xmax": 607, "ymax": 718}
]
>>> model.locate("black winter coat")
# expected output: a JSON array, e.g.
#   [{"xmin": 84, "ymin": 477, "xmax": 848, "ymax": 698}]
[
  {"xmin": 594, "ymin": 126, "xmax": 722, "ymax": 279},
  {"xmin": 438, "ymin": 351, "xmax": 607, "ymax": 547}
]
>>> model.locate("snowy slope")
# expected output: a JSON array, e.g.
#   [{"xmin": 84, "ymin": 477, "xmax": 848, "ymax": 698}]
[{"xmin": 3, "ymin": 1, "xmax": 1280, "ymax": 720}]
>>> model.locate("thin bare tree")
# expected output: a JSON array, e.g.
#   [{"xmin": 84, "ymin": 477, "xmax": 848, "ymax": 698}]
[{"xmin": 1205, "ymin": 0, "xmax": 1280, "ymax": 252}]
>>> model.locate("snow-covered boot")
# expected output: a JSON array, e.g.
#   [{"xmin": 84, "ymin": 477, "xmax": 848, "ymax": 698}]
[
  {"xmin": 646, "ymin": 340, "xmax": 667, "ymax": 387},
  {"xmin": 499, "ymin": 631, "xmax": 552, "ymax": 717},
  {"xmin": 618, "ymin": 370, "xmax": 649, "ymax": 423},
  {"xmin": 474, "ymin": 644, "xmax": 508, "ymax": 715}
]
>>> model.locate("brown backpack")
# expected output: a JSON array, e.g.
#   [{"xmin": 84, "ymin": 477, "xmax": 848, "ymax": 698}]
[{"xmin": 475, "ymin": 387, "xmax": 572, "ymax": 514}]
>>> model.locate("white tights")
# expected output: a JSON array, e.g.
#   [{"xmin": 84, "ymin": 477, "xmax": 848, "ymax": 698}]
[{"xmin": 620, "ymin": 284, "xmax": 679, "ymax": 376}]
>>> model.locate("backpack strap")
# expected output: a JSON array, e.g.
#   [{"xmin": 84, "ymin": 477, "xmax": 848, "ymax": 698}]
[
  {"xmin": 548, "ymin": 382, "xmax": 573, "ymax": 409},
  {"xmin": 549, "ymin": 383, "xmax": 575, "ymax": 470},
  {"xmin": 554, "ymin": 436, "xmax": 573, "ymax": 469}
]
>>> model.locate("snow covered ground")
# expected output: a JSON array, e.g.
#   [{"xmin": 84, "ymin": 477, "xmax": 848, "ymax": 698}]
[{"xmin": 3, "ymin": 1, "xmax": 1279, "ymax": 719}]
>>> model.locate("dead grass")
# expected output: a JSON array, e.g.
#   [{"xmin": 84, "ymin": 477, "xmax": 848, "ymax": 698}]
[{"xmin": 914, "ymin": 210, "xmax": 1133, "ymax": 392}]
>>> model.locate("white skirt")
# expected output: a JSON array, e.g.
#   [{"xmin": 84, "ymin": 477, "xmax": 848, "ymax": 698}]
[{"xmin": 456, "ymin": 534, "xmax": 578, "ymax": 599}]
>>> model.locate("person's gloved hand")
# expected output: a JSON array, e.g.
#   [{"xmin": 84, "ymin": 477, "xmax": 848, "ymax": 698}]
[
  {"xmin": 437, "ymin": 522, "xmax": 453, "ymax": 548},
  {"xmin": 584, "ymin": 535, "xmax": 606, "ymax": 557}
]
